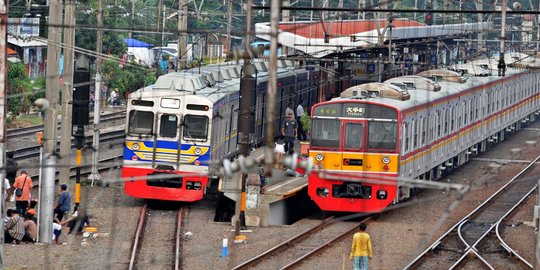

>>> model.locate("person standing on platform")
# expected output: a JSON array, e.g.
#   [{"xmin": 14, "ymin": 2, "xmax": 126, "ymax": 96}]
[
  {"xmin": 281, "ymin": 112, "xmax": 298, "ymax": 154},
  {"xmin": 350, "ymin": 222, "xmax": 372, "ymax": 270},
  {"xmin": 285, "ymin": 102, "xmax": 295, "ymax": 119},
  {"xmin": 13, "ymin": 170, "xmax": 32, "ymax": 215},
  {"xmin": 5, "ymin": 152, "xmax": 18, "ymax": 201},
  {"xmin": 296, "ymin": 100, "xmax": 307, "ymax": 141}
]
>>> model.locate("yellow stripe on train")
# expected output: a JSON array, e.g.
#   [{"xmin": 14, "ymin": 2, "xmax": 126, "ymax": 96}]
[{"xmin": 308, "ymin": 151, "xmax": 399, "ymax": 173}]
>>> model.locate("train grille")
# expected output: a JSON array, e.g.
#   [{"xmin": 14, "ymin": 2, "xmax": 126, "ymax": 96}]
[
  {"xmin": 332, "ymin": 182, "xmax": 372, "ymax": 199},
  {"xmin": 147, "ymin": 172, "xmax": 183, "ymax": 188}
]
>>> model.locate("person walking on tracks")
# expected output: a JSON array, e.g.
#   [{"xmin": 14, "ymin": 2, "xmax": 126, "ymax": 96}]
[
  {"xmin": 6, "ymin": 152, "xmax": 18, "ymax": 200},
  {"xmin": 281, "ymin": 112, "xmax": 298, "ymax": 154},
  {"xmin": 13, "ymin": 170, "xmax": 32, "ymax": 215},
  {"xmin": 350, "ymin": 222, "xmax": 372, "ymax": 270}
]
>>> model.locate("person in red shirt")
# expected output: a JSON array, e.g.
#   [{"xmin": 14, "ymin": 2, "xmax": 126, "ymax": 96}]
[{"xmin": 13, "ymin": 170, "xmax": 33, "ymax": 215}]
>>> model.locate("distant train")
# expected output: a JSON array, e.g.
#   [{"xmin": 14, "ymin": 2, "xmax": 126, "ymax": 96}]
[
  {"xmin": 307, "ymin": 60, "xmax": 540, "ymax": 212},
  {"xmin": 122, "ymin": 60, "xmax": 320, "ymax": 201}
]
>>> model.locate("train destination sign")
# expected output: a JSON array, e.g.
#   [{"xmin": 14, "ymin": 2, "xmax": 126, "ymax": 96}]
[{"xmin": 313, "ymin": 102, "xmax": 397, "ymax": 120}]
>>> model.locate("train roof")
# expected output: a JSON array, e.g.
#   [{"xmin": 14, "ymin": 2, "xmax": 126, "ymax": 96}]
[{"xmin": 331, "ymin": 63, "xmax": 534, "ymax": 112}]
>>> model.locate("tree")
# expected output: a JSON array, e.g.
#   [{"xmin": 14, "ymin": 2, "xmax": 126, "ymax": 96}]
[{"xmin": 7, "ymin": 62, "xmax": 33, "ymax": 115}]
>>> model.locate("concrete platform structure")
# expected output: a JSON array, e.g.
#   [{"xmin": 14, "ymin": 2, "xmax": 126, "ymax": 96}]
[{"xmin": 219, "ymin": 143, "xmax": 312, "ymax": 226}]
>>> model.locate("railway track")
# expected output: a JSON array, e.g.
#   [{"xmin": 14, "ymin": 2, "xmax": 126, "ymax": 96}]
[
  {"xmin": 6, "ymin": 110, "xmax": 125, "ymax": 139},
  {"xmin": 128, "ymin": 205, "xmax": 183, "ymax": 270},
  {"xmin": 10, "ymin": 129, "xmax": 125, "ymax": 161},
  {"xmin": 404, "ymin": 154, "xmax": 540, "ymax": 269},
  {"xmin": 28, "ymin": 155, "xmax": 123, "ymax": 182},
  {"xmin": 232, "ymin": 216, "xmax": 370, "ymax": 270}
]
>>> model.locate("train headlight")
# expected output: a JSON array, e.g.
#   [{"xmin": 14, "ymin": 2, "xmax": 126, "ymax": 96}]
[
  {"xmin": 194, "ymin": 147, "xmax": 202, "ymax": 155},
  {"xmin": 382, "ymin": 156, "xmax": 391, "ymax": 164},
  {"xmin": 377, "ymin": 190, "xmax": 387, "ymax": 200},
  {"xmin": 132, "ymin": 143, "xmax": 140, "ymax": 150},
  {"xmin": 316, "ymin": 187, "xmax": 329, "ymax": 197},
  {"xmin": 315, "ymin": 153, "xmax": 324, "ymax": 162}
]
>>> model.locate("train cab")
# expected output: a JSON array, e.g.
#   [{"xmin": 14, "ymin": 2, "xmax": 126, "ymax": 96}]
[
  {"xmin": 122, "ymin": 86, "xmax": 213, "ymax": 202},
  {"xmin": 307, "ymin": 99, "xmax": 401, "ymax": 213}
]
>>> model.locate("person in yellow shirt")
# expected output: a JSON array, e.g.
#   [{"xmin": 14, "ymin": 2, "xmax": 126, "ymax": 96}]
[{"xmin": 350, "ymin": 222, "xmax": 372, "ymax": 270}]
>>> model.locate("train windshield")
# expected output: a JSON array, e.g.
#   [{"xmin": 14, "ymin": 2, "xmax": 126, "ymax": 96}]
[
  {"xmin": 367, "ymin": 121, "xmax": 397, "ymax": 151},
  {"xmin": 183, "ymin": 115, "xmax": 209, "ymax": 140},
  {"xmin": 160, "ymin": 114, "xmax": 178, "ymax": 138},
  {"xmin": 311, "ymin": 119, "xmax": 340, "ymax": 148},
  {"xmin": 344, "ymin": 123, "xmax": 364, "ymax": 150},
  {"xmin": 128, "ymin": 110, "xmax": 154, "ymax": 135}
]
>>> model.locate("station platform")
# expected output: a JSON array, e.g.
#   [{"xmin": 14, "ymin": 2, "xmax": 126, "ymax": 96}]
[{"xmin": 219, "ymin": 142, "xmax": 312, "ymax": 226}]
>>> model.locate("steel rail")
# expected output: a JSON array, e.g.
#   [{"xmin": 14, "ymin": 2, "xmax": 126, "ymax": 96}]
[
  {"xmin": 128, "ymin": 204, "xmax": 149, "ymax": 270},
  {"xmin": 174, "ymin": 208, "xmax": 183, "ymax": 270},
  {"xmin": 10, "ymin": 129, "xmax": 125, "ymax": 161},
  {"xmin": 231, "ymin": 217, "xmax": 336, "ymax": 270},
  {"xmin": 6, "ymin": 110, "xmax": 125, "ymax": 138},
  {"xmin": 404, "ymin": 154, "xmax": 540, "ymax": 269},
  {"xmin": 281, "ymin": 217, "xmax": 372, "ymax": 269},
  {"xmin": 492, "ymin": 186, "xmax": 536, "ymax": 269}
]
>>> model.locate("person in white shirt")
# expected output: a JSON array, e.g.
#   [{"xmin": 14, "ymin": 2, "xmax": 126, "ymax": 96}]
[
  {"xmin": 285, "ymin": 102, "xmax": 295, "ymax": 119},
  {"xmin": 296, "ymin": 100, "xmax": 307, "ymax": 141}
]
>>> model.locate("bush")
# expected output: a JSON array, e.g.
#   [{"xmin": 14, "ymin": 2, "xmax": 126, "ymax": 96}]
[{"xmin": 300, "ymin": 113, "xmax": 310, "ymax": 134}]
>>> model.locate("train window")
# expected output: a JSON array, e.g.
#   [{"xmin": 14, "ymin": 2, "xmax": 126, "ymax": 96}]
[
  {"xmin": 436, "ymin": 111, "xmax": 442, "ymax": 138},
  {"xmin": 367, "ymin": 121, "xmax": 397, "ymax": 151},
  {"xmin": 403, "ymin": 122, "xmax": 410, "ymax": 153},
  {"xmin": 344, "ymin": 123, "xmax": 364, "ymax": 150},
  {"xmin": 420, "ymin": 117, "xmax": 426, "ymax": 145},
  {"xmin": 131, "ymin": 100, "xmax": 154, "ymax": 107},
  {"xmin": 413, "ymin": 120, "xmax": 418, "ymax": 149},
  {"xmin": 311, "ymin": 119, "xmax": 340, "ymax": 148},
  {"xmin": 183, "ymin": 115, "xmax": 209, "ymax": 140},
  {"xmin": 159, "ymin": 114, "xmax": 178, "ymax": 138},
  {"xmin": 128, "ymin": 110, "xmax": 154, "ymax": 135}
]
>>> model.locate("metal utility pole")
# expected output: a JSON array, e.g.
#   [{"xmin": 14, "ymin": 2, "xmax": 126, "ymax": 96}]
[
  {"xmin": 0, "ymin": 0, "xmax": 8, "ymax": 264},
  {"xmin": 498, "ymin": 0, "xmax": 507, "ymax": 77},
  {"xmin": 39, "ymin": 0, "xmax": 62, "ymax": 244},
  {"xmin": 59, "ymin": 0, "xmax": 76, "ymax": 186},
  {"xmin": 129, "ymin": 0, "xmax": 135, "ymax": 38},
  {"xmin": 282, "ymin": 0, "xmax": 290, "ymax": 56},
  {"xmin": 177, "ymin": 0, "xmax": 187, "ymax": 70},
  {"xmin": 264, "ymin": 0, "xmax": 280, "ymax": 178},
  {"xmin": 227, "ymin": 0, "xmax": 232, "ymax": 53},
  {"xmin": 88, "ymin": 0, "xmax": 104, "ymax": 184},
  {"xmin": 535, "ymin": 179, "xmax": 540, "ymax": 270},
  {"xmin": 234, "ymin": 0, "xmax": 254, "ymax": 243}
]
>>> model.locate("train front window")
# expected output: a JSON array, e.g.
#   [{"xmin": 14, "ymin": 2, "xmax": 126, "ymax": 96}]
[
  {"xmin": 367, "ymin": 121, "xmax": 397, "ymax": 151},
  {"xmin": 311, "ymin": 118, "xmax": 340, "ymax": 148},
  {"xmin": 183, "ymin": 115, "xmax": 209, "ymax": 140},
  {"xmin": 344, "ymin": 123, "xmax": 364, "ymax": 150},
  {"xmin": 160, "ymin": 114, "xmax": 178, "ymax": 138},
  {"xmin": 128, "ymin": 110, "xmax": 154, "ymax": 135}
]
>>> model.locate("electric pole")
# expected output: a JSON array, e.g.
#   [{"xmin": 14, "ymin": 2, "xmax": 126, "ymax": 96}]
[
  {"xmin": 0, "ymin": 0, "xmax": 8, "ymax": 264},
  {"xmin": 282, "ymin": 0, "xmax": 289, "ymax": 56},
  {"xmin": 177, "ymin": 0, "xmax": 187, "ymax": 70},
  {"xmin": 59, "ymin": 0, "xmax": 76, "ymax": 186},
  {"xmin": 264, "ymin": 0, "xmax": 280, "ymax": 178},
  {"xmin": 498, "ymin": 0, "xmax": 507, "ymax": 77},
  {"xmin": 88, "ymin": 0, "xmax": 104, "ymax": 184},
  {"xmin": 39, "ymin": 0, "xmax": 62, "ymax": 244},
  {"xmin": 227, "ymin": 0, "xmax": 232, "ymax": 53},
  {"xmin": 234, "ymin": 0, "xmax": 254, "ymax": 243}
]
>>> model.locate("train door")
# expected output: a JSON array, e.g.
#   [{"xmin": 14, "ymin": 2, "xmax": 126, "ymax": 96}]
[
  {"xmin": 341, "ymin": 120, "xmax": 366, "ymax": 172},
  {"xmin": 156, "ymin": 112, "xmax": 181, "ymax": 170}
]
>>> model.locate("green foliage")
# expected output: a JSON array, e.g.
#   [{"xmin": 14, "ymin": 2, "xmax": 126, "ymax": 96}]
[
  {"xmin": 300, "ymin": 113, "xmax": 310, "ymax": 134},
  {"xmin": 102, "ymin": 59, "xmax": 155, "ymax": 101},
  {"xmin": 7, "ymin": 63, "xmax": 32, "ymax": 115}
]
